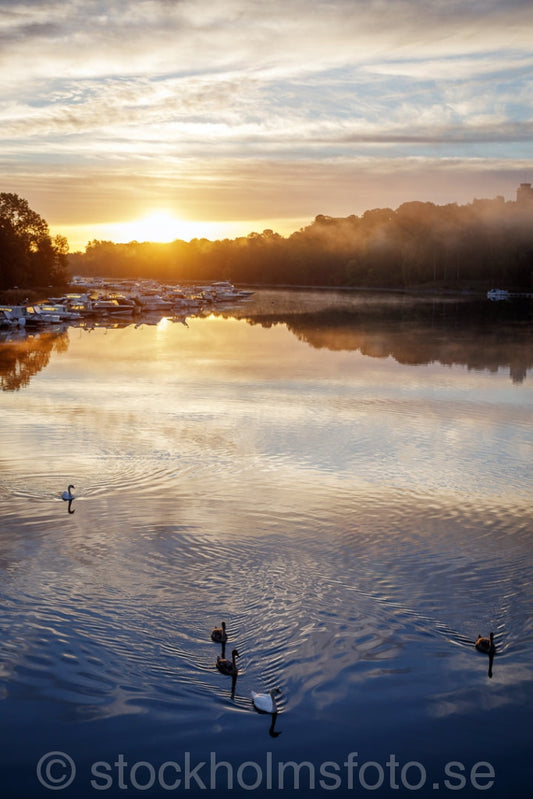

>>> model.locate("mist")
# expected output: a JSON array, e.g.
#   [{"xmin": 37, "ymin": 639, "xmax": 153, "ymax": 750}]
[{"xmin": 70, "ymin": 191, "xmax": 533, "ymax": 291}]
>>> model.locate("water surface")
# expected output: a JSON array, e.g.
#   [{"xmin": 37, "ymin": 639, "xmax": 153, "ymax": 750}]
[{"xmin": 1, "ymin": 290, "xmax": 532, "ymax": 797}]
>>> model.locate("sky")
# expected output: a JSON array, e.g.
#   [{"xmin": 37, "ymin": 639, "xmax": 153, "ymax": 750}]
[{"xmin": 1, "ymin": 0, "xmax": 532, "ymax": 251}]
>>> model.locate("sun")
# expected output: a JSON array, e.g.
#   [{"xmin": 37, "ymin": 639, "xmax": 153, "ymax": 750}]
[
  {"xmin": 130, "ymin": 211, "xmax": 183, "ymax": 243},
  {"xmin": 56, "ymin": 211, "xmax": 295, "ymax": 251},
  {"xmin": 102, "ymin": 210, "xmax": 203, "ymax": 244}
]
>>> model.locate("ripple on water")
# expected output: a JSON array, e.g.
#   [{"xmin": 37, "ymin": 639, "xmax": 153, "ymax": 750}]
[{"xmin": 1, "ymin": 475, "xmax": 531, "ymax": 721}]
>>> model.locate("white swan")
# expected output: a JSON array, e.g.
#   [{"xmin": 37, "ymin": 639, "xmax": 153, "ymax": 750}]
[
  {"xmin": 251, "ymin": 688, "xmax": 281, "ymax": 714},
  {"xmin": 62, "ymin": 484, "xmax": 75, "ymax": 500}
]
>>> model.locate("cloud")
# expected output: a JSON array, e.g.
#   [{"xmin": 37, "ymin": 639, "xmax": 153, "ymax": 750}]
[
  {"xmin": 3, "ymin": 155, "xmax": 530, "ymax": 227},
  {"xmin": 0, "ymin": 0, "xmax": 532, "ymax": 238},
  {"xmin": 2, "ymin": 1, "xmax": 532, "ymax": 87}
]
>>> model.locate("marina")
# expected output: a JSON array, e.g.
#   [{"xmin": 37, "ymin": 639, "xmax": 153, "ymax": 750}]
[{"xmin": 0, "ymin": 278, "xmax": 253, "ymax": 336}]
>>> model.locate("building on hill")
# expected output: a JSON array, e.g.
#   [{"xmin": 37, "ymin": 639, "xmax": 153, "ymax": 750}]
[{"xmin": 516, "ymin": 182, "xmax": 533, "ymax": 205}]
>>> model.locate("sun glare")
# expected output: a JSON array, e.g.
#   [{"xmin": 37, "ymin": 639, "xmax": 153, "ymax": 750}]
[
  {"xmin": 96, "ymin": 210, "xmax": 206, "ymax": 244},
  {"xmin": 129, "ymin": 211, "xmax": 185, "ymax": 243},
  {"xmin": 54, "ymin": 216, "xmax": 298, "ymax": 252}
]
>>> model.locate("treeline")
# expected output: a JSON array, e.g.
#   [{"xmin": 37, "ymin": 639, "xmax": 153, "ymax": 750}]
[
  {"xmin": 0, "ymin": 193, "xmax": 69, "ymax": 291},
  {"xmin": 2, "ymin": 192, "xmax": 531, "ymax": 291},
  {"xmin": 70, "ymin": 199, "xmax": 533, "ymax": 290}
]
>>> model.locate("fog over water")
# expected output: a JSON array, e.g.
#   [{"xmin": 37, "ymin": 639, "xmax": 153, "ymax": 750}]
[{"xmin": 0, "ymin": 290, "xmax": 531, "ymax": 797}]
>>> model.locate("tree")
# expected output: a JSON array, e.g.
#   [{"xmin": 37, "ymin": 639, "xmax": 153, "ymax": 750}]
[
  {"xmin": 0, "ymin": 217, "xmax": 25, "ymax": 290},
  {"xmin": 0, "ymin": 193, "xmax": 69, "ymax": 289},
  {"xmin": 50, "ymin": 234, "xmax": 69, "ymax": 284}
]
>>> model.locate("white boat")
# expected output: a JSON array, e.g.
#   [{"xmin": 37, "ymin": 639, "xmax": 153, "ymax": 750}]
[
  {"xmin": 212, "ymin": 281, "xmax": 253, "ymax": 302},
  {"xmin": 24, "ymin": 305, "xmax": 62, "ymax": 325},
  {"xmin": 136, "ymin": 294, "xmax": 174, "ymax": 311},
  {"xmin": 0, "ymin": 306, "xmax": 26, "ymax": 327},
  {"xmin": 0, "ymin": 309, "xmax": 17, "ymax": 329},
  {"xmin": 92, "ymin": 294, "xmax": 137, "ymax": 315},
  {"xmin": 38, "ymin": 303, "xmax": 81, "ymax": 321},
  {"xmin": 108, "ymin": 293, "xmax": 137, "ymax": 308},
  {"xmin": 487, "ymin": 288, "xmax": 510, "ymax": 301},
  {"xmin": 64, "ymin": 296, "xmax": 94, "ymax": 315}
]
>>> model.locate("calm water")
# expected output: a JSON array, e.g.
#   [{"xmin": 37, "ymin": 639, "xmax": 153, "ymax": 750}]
[{"xmin": 1, "ymin": 290, "xmax": 532, "ymax": 797}]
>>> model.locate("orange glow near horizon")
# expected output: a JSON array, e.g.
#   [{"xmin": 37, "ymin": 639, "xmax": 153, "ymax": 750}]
[
  {"xmin": 51, "ymin": 213, "xmax": 241, "ymax": 252},
  {"xmin": 51, "ymin": 215, "xmax": 302, "ymax": 253},
  {"xmin": 104, "ymin": 210, "xmax": 206, "ymax": 244},
  {"xmin": 5, "ymin": 2, "xmax": 531, "ymax": 261}
]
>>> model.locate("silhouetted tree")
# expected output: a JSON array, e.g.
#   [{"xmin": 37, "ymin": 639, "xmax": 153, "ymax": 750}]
[{"xmin": 0, "ymin": 193, "xmax": 69, "ymax": 289}]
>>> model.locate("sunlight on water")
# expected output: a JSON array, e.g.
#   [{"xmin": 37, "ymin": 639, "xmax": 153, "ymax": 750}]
[{"xmin": 1, "ymin": 291, "xmax": 532, "ymax": 796}]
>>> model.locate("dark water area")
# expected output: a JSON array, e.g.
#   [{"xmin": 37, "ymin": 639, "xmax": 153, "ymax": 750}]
[{"xmin": 1, "ymin": 290, "xmax": 532, "ymax": 797}]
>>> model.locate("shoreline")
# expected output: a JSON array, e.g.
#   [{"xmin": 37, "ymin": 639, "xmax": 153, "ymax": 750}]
[
  {"xmin": 2, "ymin": 279, "xmax": 531, "ymax": 309},
  {"xmin": 234, "ymin": 282, "xmax": 482, "ymax": 297}
]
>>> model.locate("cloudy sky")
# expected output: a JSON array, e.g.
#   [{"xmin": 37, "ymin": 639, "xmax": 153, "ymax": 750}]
[{"xmin": 1, "ymin": 0, "xmax": 532, "ymax": 249}]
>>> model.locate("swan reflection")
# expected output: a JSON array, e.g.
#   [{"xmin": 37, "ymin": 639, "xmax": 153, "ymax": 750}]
[{"xmin": 268, "ymin": 713, "xmax": 281, "ymax": 738}]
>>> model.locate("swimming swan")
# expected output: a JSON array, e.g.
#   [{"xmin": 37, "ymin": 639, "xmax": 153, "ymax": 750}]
[
  {"xmin": 475, "ymin": 632, "xmax": 495, "ymax": 654},
  {"xmin": 216, "ymin": 648, "xmax": 239, "ymax": 677},
  {"xmin": 211, "ymin": 621, "xmax": 227, "ymax": 644},
  {"xmin": 62, "ymin": 484, "xmax": 75, "ymax": 501},
  {"xmin": 251, "ymin": 688, "xmax": 281, "ymax": 714}
]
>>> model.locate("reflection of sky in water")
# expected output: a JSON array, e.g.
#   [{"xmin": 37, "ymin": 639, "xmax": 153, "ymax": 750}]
[
  {"xmin": 1, "ymin": 306, "xmax": 532, "ymax": 798},
  {"xmin": 2, "ymin": 315, "xmax": 531, "ymax": 508}
]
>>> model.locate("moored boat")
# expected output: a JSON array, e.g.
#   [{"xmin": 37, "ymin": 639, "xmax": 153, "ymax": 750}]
[
  {"xmin": 487, "ymin": 288, "xmax": 510, "ymax": 301},
  {"xmin": 0, "ymin": 306, "xmax": 26, "ymax": 327}
]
